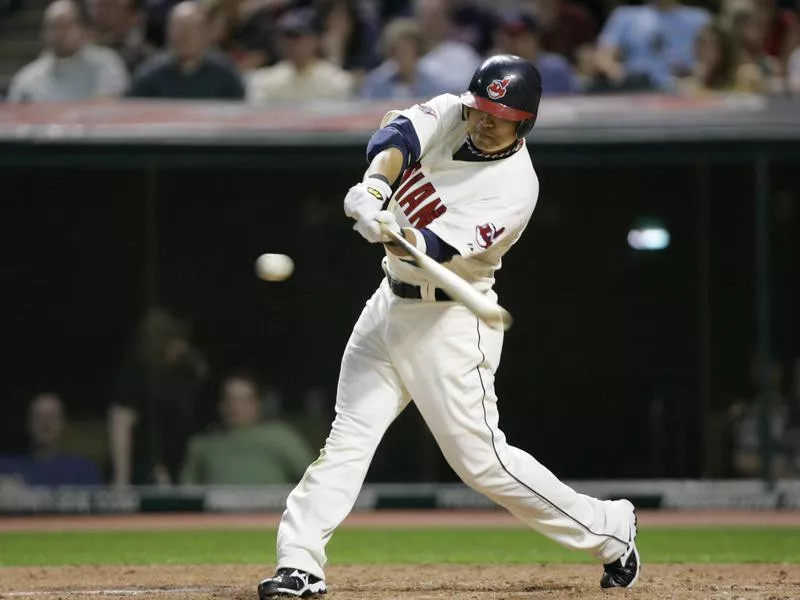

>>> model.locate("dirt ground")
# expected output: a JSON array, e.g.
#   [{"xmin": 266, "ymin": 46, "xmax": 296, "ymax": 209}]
[
  {"xmin": 1, "ymin": 563, "xmax": 799, "ymax": 600},
  {"xmin": 2, "ymin": 511, "xmax": 800, "ymax": 599}
]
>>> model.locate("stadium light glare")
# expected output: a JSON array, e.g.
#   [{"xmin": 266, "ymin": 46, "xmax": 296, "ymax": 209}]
[{"xmin": 627, "ymin": 226, "xmax": 670, "ymax": 251}]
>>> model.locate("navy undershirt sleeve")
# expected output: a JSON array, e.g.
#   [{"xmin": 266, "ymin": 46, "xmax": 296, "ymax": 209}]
[
  {"xmin": 366, "ymin": 116, "xmax": 422, "ymax": 174},
  {"xmin": 421, "ymin": 228, "xmax": 458, "ymax": 263}
]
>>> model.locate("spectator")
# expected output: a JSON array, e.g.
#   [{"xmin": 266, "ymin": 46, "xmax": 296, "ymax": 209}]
[
  {"xmin": 86, "ymin": 0, "xmax": 155, "ymax": 73},
  {"xmin": 315, "ymin": 0, "xmax": 380, "ymax": 77},
  {"xmin": 725, "ymin": 0, "xmax": 776, "ymax": 88},
  {"xmin": 126, "ymin": 1, "xmax": 245, "ymax": 99},
  {"xmin": 759, "ymin": 0, "xmax": 800, "ymax": 64},
  {"xmin": 6, "ymin": 0, "xmax": 129, "ymax": 103},
  {"xmin": 729, "ymin": 357, "xmax": 796, "ymax": 478},
  {"xmin": 203, "ymin": 0, "xmax": 284, "ymax": 70},
  {"xmin": 180, "ymin": 372, "xmax": 316, "ymax": 485},
  {"xmin": 521, "ymin": 0, "xmax": 598, "ymax": 64},
  {"xmin": 0, "ymin": 393, "xmax": 102, "ymax": 486},
  {"xmin": 450, "ymin": 0, "xmax": 499, "ymax": 56},
  {"xmin": 790, "ymin": 43, "xmax": 800, "ymax": 92},
  {"xmin": 359, "ymin": 17, "xmax": 441, "ymax": 99},
  {"xmin": 591, "ymin": 0, "xmax": 711, "ymax": 92},
  {"xmin": 108, "ymin": 307, "xmax": 207, "ymax": 486},
  {"xmin": 494, "ymin": 11, "xmax": 576, "ymax": 94},
  {"xmin": 786, "ymin": 356, "xmax": 800, "ymax": 472},
  {"xmin": 414, "ymin": 0, "xmax": 482, "ymax": 93},
  {"xmin": 679, "ymin": 23, "xmax": 763, "ymax": 94},
  {"xmin": 721, "ymin": 0, "xmax": 799, "ymax": 65},
  {"xmin": 247, "ymin": 7, "xmax": 352, "ymax": 103}
]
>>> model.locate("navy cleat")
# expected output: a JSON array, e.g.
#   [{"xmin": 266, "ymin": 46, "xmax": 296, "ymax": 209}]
[
  {"xmin": 600, "ymin": 500, "xmax": 641, "ymax": 589},
  {"xmin": 258, "ymin": 568, "xmax": 327, "ymax": 598}
]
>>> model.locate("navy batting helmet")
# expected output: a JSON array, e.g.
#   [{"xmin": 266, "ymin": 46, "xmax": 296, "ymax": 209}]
[{"xmin": 461, "ymin": 54, "xmax": 542, "ymax": 138}]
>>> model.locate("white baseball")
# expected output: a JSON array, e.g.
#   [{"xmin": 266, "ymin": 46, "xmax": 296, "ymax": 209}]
[{"xmin": 255, "ymin": 253, "xmax": 294, "ymax": 282}]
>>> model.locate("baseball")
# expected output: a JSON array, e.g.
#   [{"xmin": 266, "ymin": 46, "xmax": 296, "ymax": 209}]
[{"xmin": 255, "ymin": 253, "xmax": 294, "ymax": 282}]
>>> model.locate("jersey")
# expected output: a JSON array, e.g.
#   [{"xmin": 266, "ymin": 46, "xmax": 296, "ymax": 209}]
[{"xmin": 380, "ymin": 94, "xmax": 539, "ymax": 293}]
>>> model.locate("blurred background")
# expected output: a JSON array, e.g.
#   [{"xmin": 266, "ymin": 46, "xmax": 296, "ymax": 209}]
[{"xmin": 1, "ymin": 0, "xmax": 799, "ymax": 512}]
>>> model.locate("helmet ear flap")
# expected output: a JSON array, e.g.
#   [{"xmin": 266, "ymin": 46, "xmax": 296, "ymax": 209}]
[{"xmin": 516, "ymin": 119, "xmax": 535, "ymax": 138}]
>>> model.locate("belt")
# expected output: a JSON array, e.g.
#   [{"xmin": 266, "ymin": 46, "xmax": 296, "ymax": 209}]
[{"xmin": 387, "ymin": 275, "xmax": 452, "ymax": 302}]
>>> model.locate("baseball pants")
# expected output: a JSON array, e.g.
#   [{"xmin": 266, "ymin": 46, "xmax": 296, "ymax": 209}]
[{"xmin": 276, "ymin": 279, "xmax": 634, "ymax": 579}]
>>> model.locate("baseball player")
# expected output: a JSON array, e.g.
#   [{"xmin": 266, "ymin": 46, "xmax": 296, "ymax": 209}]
[{"xmin": 258, "ymin": 54, "xmax": 640, "ymax": 598}]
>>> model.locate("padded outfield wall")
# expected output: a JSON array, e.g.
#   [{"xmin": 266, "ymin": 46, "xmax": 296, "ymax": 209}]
[{"xmin": 2, "ymin": 94, "xmax": 799, "ymax": 482}]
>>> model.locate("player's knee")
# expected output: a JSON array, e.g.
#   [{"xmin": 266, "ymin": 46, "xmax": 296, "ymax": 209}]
[{"xmin": 450, "ymin": 455, "xmax": 502, "ymax": 493}]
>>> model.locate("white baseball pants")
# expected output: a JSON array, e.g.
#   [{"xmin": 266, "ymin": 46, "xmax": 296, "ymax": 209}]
[{"xmin": 276, "ymin": 279, "xmax": 634, "ymax": 579}]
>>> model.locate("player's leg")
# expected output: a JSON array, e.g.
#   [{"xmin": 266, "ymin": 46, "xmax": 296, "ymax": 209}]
[
  {"xmin": 391, "ymin": 303, "xmax": 638, "ymax": 587},
  {"xmin": 265, "ymin": 282, "xmax": 410, "ymax": 593}
]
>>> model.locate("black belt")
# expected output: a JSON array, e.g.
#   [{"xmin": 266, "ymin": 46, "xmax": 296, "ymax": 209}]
[{"xmin": 387, "ymin": 275, "xmax": 451, "ymax": 302}]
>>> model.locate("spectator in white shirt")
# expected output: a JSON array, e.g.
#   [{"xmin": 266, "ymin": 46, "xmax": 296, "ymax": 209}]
[
  {"xmin": 247, "ymin": 7, "xmax": 352, "ymax": 104},
  {"xmin": 6, "ymin": 0, "xmax": 128, "ymax": 102}
]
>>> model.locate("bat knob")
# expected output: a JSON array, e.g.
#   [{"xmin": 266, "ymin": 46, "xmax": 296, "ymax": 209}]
[{"xmin": 487, "ymin": 308, "xmax": 513, "ymax": 331}]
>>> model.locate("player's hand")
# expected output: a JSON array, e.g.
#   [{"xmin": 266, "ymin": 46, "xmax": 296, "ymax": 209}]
[
  {"xmin": 353, "ymin": 210, "xmax": 401, "ymax": 244},
  {"xmin": 343, "ymin": 177, "xmax": 393, "ymax": 222}
]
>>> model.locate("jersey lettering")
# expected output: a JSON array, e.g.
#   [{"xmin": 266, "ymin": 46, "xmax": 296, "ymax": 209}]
[{"xmin": 394, "ymin": 163, "xmax": 447, "ymax": 228}]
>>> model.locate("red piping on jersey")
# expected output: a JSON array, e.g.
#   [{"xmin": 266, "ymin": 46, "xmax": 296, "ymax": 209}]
[{"xmin": 460, "ymin": 92, "xmax": 536, "ymax": 122}]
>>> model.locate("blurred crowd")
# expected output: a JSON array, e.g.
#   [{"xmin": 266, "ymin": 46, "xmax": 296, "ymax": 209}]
[
  {"xmin": 727, "ymin": 355, "xmax": 800, "ymax": 478},
  {"xmin": 2, "ymin": 0, "xmax": 800, "ymax": 104},
  {"xmin": 0, "ymin": 307, "xmax": 317, "ymax": 488},
  {"xmin": 2, "ymin": 307, "xmax": 800, "ymax": 487}
]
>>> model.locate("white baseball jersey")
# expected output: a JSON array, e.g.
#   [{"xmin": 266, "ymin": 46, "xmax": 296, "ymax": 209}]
[{"xmin": 381, "ymin": 94, "xmax": 539, "ymax": 292}]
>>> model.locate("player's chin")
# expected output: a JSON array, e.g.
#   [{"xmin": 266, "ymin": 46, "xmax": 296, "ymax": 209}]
[{"xmin": 472, "ymin": 134, "xmax": 501, "ymax": 153}]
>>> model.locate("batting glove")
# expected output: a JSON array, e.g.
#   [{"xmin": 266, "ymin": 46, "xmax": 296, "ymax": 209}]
[
  {"xmin": 354, "ymin": 210, "xmax": 402, "ymax": 244},
  {"xmin": 343, "ymin": 177, "xmax": 393, "ymax": 222}
]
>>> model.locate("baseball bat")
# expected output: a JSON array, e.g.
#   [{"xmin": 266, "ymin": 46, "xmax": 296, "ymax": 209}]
[{"xmin": 381, "ymin": 226, "xmax": 513, "ymax": 331}]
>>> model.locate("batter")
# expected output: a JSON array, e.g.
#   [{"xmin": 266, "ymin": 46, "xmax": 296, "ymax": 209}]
[{"xmin": 257, "ymin": 55, "xmax": 640, "ymax": 598}]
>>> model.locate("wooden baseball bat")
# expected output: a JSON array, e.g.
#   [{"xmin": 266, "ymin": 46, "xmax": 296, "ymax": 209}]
[{"xmin": 382, "ymin": 226, "xmax": 513, "ymax": 331}]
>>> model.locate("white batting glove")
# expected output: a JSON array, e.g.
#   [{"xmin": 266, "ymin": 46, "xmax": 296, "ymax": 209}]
[
  {"xmin": 343, "ymin": 177, "xmax": 393, "ymax": 222},
  {"xmin": 354, "ymin": 210, "xmax": 401, "ymax": 244}
]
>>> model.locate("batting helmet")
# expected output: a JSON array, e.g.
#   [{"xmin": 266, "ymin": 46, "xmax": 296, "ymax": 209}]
[{"xmin": 460, "ymin": 54, "xmax": 542, "ymax": 138}]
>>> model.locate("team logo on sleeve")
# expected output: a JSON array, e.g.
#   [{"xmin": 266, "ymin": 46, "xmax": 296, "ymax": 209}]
[
  {"xmin": 415, "ymin": 103, "xmax": 438, "ymax": 118},
  {"xmin": 486, "ymin": 76, "xmax": 512, "ymax": 100},
  {"xmin": 476, "ymin": 223, "xmax": 505, "ymax": 248}
]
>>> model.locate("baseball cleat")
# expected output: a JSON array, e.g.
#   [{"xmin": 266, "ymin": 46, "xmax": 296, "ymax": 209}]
[
  {"xmin": 258, "ymin": 568, "xmax": 327, "ymax": 598},
  {"xmin": 600, "ymin": 500, "xmax": 641, "ymax": 589}
]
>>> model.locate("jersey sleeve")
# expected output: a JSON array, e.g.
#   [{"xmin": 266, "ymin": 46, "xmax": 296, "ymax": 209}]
[
  {"xmin": 425, "ymin": 188, "xmax": 537, "ymax": 258},
  {"xmin": 379, "ymin": 93, "xmax": 463, "ymax": 161}
]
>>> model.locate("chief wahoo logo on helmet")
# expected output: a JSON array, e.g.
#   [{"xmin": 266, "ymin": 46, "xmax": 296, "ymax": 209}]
[{"xmin": 486, "ymin": 76, "xmax": 512, "ymax": 100}]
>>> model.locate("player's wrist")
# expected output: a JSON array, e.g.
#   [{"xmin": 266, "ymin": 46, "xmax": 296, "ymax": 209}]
[{"xmin": 366, "ymin": 173, "xmax": 390, "ymax": 186}]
